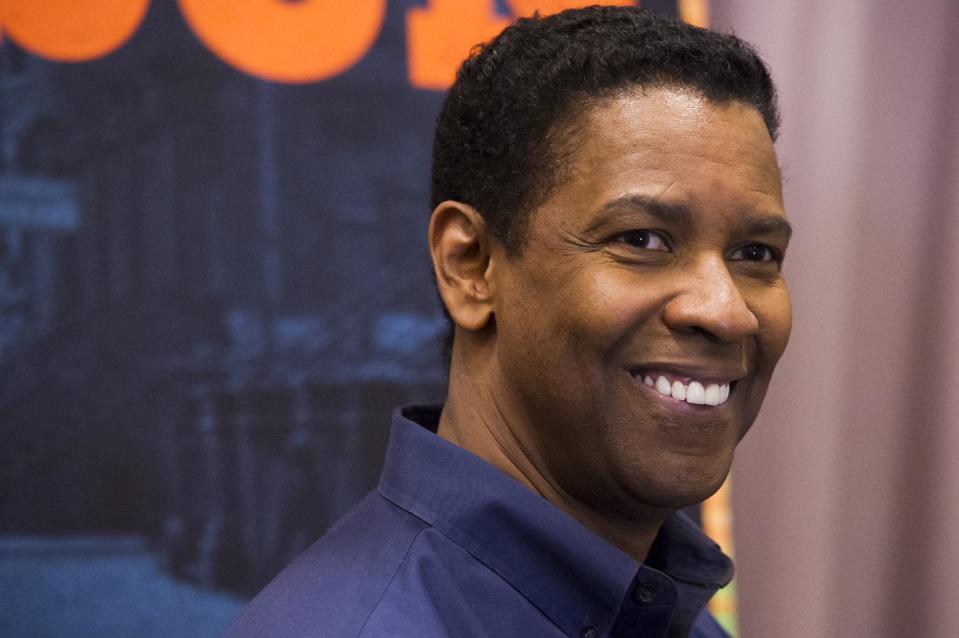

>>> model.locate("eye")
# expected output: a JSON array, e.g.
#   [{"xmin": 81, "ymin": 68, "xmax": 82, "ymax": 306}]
[
  {"xmin": 613, "ymin": 230, "xmax": 670, "ymax": 252},
  {"xmin": 730, "ymin": 243, "xmax": 780, "ymax": 263}
]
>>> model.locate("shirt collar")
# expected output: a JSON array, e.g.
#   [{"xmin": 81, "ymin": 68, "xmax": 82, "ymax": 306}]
[{"xmin": 378, "ymin": 405, "xmax": 733, "ymax": 637}]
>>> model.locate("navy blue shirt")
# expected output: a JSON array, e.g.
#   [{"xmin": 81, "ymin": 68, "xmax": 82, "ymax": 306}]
[{"xmin": 225, "ymin": 406, "xmax": 733, "ymax": 637}]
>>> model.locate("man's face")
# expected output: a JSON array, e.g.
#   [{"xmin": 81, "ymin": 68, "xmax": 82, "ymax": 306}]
[{"xmin": 489, "ymin": 88, "xmax": 791, "ymax": 513}]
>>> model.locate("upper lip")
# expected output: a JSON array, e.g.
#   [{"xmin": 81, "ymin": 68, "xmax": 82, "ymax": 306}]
[{"xmin": 629, "ymin": 361, "xmax": 747, "ymax": 385}]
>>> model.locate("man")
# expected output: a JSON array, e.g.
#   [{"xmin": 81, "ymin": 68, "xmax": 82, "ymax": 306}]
[{"xmin": 226, "ymin": 6, "xmax": 791, "ymax": 637}]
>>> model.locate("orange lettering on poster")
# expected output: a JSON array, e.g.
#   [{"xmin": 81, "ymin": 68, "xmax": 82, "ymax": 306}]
[
  {"xmin": 0, "ymin": 0, "xmax": 149, "ymax": 62},
  {"xmin": 406, "ymin": 1, "xmax": 510, "ymax": 91},
  {"xmin": 407, "ymin": 1, "xmax": 637, "ymax": 91},
  {"xmin": 177, "ymin": 0, "xmax": 387, "ymax": 84},
  {"xmin": 677, "ymin": 0, "xmax": 710, "ymax": 27}
]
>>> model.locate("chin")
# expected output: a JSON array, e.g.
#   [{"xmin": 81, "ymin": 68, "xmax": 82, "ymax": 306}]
[{"xmin": 630, "ymin": 455, "xmax": 733, "ymax": 510}]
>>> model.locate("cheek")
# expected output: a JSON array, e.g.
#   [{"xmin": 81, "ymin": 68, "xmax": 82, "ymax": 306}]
[
  {"xmin": 562, "ymin": 268, "xmax": 666, "ymax": 347},
  {"xmin": 499, "ymin": 259, "xmax": 668, "ymax": 379},
  {"xmin": 754, "ymin": 285, "xmax": 792, "ymax": 368}
]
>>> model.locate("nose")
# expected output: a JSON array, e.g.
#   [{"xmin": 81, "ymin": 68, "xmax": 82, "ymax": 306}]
[{"xmin": 663, "ymin": 255, "xmax": 759, "ymax": 343}]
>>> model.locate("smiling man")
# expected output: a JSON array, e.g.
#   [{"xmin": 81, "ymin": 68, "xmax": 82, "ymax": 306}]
[{"xmin": 226, "ymin": 7, "xmax": 790, "ymax": 638}]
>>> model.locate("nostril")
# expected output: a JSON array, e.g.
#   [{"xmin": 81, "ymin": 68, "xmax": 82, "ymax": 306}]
[{"xmin": 690, "ymin": 325, "xmax": 735, "ymax": 344}]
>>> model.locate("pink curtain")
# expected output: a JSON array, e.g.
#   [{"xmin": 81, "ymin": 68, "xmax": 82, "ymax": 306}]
[{"xmin": 711, "ymin": 2, "xmax": 959, "ymax": 636}]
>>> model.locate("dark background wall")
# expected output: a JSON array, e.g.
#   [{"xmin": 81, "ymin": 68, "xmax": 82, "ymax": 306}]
[{"xmin": 0, "ymin": 0, "xmax": 452, "ymax": 594}]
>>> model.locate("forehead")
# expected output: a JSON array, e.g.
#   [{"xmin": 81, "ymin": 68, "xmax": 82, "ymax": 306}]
[{"xmin": 537, "ymin": 88, "xmax": 785, "ymax": 230}]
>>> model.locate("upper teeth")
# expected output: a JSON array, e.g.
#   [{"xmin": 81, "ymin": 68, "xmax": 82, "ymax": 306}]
[{"xmin": 643, "ymin": 375, "xmax": 730, "ymax": 406}]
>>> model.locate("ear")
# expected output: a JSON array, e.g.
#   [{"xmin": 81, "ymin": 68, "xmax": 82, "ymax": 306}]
[{"xmin": 428, "ymin": 201, "xmax": 496, "ymax": 332}]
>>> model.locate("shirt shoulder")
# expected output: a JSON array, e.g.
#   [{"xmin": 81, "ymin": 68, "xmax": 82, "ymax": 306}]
[
  {"xmin": 356, "ymin": 527, "xmax": 564, "ymax": 638},
  {"xmin": 225, "ymin": 489, "xmax": 562, "ymax": 638},
  {"xmin": 223, "ymin": 491, "xmax": 428, "ymax": 638}
]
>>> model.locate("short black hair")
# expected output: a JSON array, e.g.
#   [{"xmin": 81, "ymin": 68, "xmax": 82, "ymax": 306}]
[{"xmin": 431, "ymin": 6, "xmax": 780, "ymax": 358}]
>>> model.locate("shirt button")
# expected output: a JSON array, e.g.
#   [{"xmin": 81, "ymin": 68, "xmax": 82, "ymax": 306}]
[
  {"xmin": 633, "ymin": 582, "xmax": 657, "ymax": 604},
  {"xmin": 580, "ymin": 625, "xmax": 599, "ymax": 638}
]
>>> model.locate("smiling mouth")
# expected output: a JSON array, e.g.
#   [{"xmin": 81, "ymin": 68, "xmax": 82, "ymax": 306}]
[{"xmin": 634, "ymin": 372, "xmax": 734, "ymax": 407}]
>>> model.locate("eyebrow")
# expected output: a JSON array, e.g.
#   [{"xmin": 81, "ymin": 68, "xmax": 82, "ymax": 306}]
[
  {"xmin": 740, "ymin": 212, "xmax": 793, "ymax": 241},
  {"xmin": 588, "ymin": 193, "xmax": 793, "ymax": 241},
  {"xmin": 592, "ymin": 194, "xmax": 692, "ymax": 228}
]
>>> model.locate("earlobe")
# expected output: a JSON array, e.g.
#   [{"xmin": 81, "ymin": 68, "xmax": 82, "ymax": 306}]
[{"xmin": 428, "ymin": 201, "xmax": 495, "ymax": 332}]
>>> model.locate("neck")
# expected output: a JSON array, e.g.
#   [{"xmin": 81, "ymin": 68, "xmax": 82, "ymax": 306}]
[{"xmin": 438, "ymin": 349, "xmax": 669, "ymax": 563}]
